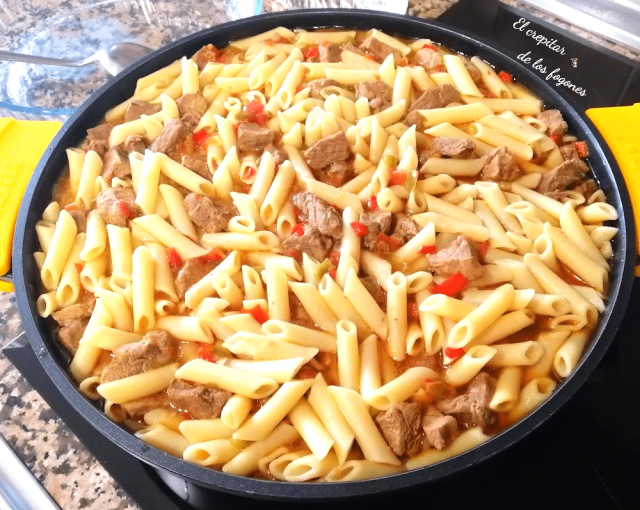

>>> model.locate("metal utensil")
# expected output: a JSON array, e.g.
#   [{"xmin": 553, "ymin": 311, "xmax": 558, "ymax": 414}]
[{"xmin": 0, "ymin": 42, "xmax": 153, "ymax": 76}]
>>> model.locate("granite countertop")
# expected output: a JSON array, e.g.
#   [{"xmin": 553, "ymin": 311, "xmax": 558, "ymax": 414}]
[{"xmin": 1, "ymin": 1, "xmax": 638, "ymax": 509}]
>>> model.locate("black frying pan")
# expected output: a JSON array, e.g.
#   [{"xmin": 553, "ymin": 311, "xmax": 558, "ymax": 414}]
[{"xmin": 12, "ymin": 9, "xmax": 636, "ymax": 501}]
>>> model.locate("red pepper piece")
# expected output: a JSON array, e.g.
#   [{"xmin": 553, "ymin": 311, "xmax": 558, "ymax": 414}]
[
  {"xmin": 328, "ymin": 268, "xmax": 337, "ymax": 279},
  {"xmin": 477, "ymin": 241, "xmax": 489, "ymax": 259},
  {"xmin": 180, "ymin": 411, "xmax": 194, "ymax": 421},
  {"xmin": 432, "ymin": 64, "xmax": 446, "ymax": 73},
  {"xmin": 240, "ymin": 305, "xmax": 269, "ymax": 324},
  {"xmin": 292, "ymin": 223, "xmax": 306, "ymax": 237},
  {"xmin": 444, "ymin": 346, "xmax": 465, "ymax": 359},
  {"xmin": 242, "ymin": 166, "xmax": 257, "ymax": 181},
  {"xmin": 245, "ymin": 99, "xmax": 264, "ymax": 116},
  {"xmin": 328, "ymin": 251, "xmax": 341, "ymax": 266},
  {"xmin": 74, "ymin": 262, "xmax": 84, "ymax": 274},
  {"xmin": 350, "ymin": 221, "xmax": 369, "ymax": 237},
  {"xmin": 303, "ymin": 45, "xmax": 320, "ymax": 59},
  {"xmin": 367, "ymin": 195, "xmax": 378, "ymax": 210},
  {"xmin": 498, "ymin": 71, "xmax": 512, "ymax": 83},
  {"xmin": 388, "ymin": 169, "xmax": 406, "ymax": 186},
  {"xmin": 64, "ymin": 202, "xmax": 79, "ymax": 212},
  {"xmin": 550, "ymin": 134, "xmax": 562, "ymax": 144},
  {"xmin": 283, "ymin": 247, "xmax": 302, "ymax": 261},
  {"xmin": 166, "ymin": 247, "xmax": 183, "ymax": 272},
  {"xmin": 574, "ymin": 141, "xmax": 589, "ymax": 159},
  {"xmin": 376, "ymin": 233, "xmax": 400, "ymax": 250},
  {"xmin": 196, "ymin": 342, "xmax": 216, "ymax": 362},
  {"xmin": 418, "ymin": 245, "xmax": 437, "ymax": 255},
  {"xmin": 192, "ymin": 128, "xmax": 209, "ymax": 146},
  {"xmin": 422, "ymin": 44, "xmax": 438, "ymax": 51},
  {"xmin": 431, "ymin": 273, "xmax": 469, "ymax": 297}
]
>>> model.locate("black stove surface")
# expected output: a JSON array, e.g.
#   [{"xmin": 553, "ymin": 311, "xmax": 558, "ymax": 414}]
[{"xmin": 5, "ymin": 1, "xmax": 640, "ymax": 508}]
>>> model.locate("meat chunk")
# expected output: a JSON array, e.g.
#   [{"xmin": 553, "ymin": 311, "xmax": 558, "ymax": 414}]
[
  {"xmin": 319, "ymin": 43, "xmax": 341, "ymax": 63},
  {"xmin": 369, "ymin": 96, "xmax": 391, "ymax": 113},
  {"xmin": 123, "ymin": 135, "xmax": 147, "ymax": 154},
  {"xmin": 181, "ymin": 154, "xmax": 211, "ymax": 179},
  {"xmin": 437, "ymin": 373, "xmax": 496, "ymax": 428},
  {"xmin": 121, "ymin": 392, "xmax": 170, "ymax": 417},
  {"xmin": 316, "ymin": 160, "xmax": 352, "ymax": 187},
  {"xmin": 571, "ymin": 179, "xmax": 597, "ymax": 200},
  {"xmin": 359, "ymin": 36, "xmax": 401, "ymax": 61},
  {"xmin": 167, "ymin": 379, "xmax": 230, "ymax": 419},
  {"xmin": 149, "ymin": 118, "xmax": 191, "ymax": 155},
  {"xmin": 183, "ymin": 193, "xmax": 236, "ymax": 233},
  {"xmin": 174, "ymin": 259, "xmax": 217, "ymax": 300},
  {"xmin": 536, "ymin": 159, "xmax": 584, "ymax": 196},
  {"xmin": 433, "ymin": 137, "xmax": 475, "ymax": 159},
  {"xmin": 559, "ymin": 144, "xmax": 589, "ymax": 171},
  {"xmin": 52, "ymin": 300, "xmax": 96, "ymax": 327},
  {"xmin": 101, "ymin": 331, "xmax": 178, "ymax": 383},
  {"xmin": 192, "ymin": 44, "xmax": 219, "ymax": 69},
  {"xmin": 303, "ymin": 131, "xmax": 351, "ymax": 170},
  {"xmin": 124, "ymin": 100, "xmax": 161, "ymax": 122},
  {"xmin": 464, "ymin": 62, "xmax": 482, "ymax": 84},
  {"xmin": 58, "ymin": 318, "xmax": 89, "ymax": 355},
  {"xmin": 423, "ymin": 407, "xmax": 458, "ymax": 450},
  {"xmin": 307, "ymin": 78, "xmax": 338, "ymax": 99},
  {"xmin": 68, "ymin": 209, "xmax": 87, "ymax": 233},
  {"xmin": 376, "ymin": 402, "xmax": 422, "ymax": 456},
  {"xmin": 237, "ymin": 122, "xmax": 275, "ymax": 153},
  {"xmin": 292, "ymin": 190, "xmax": 342, "ymax": 239},
  {"xmin": 360, "ymin": 276, "xmax": 386, "ymax": 307},
  {"xmin": 404, "ymin": 110, "xmax": 423, "ymax": 131},
  {"xmin": 427, "ymin": 236, "xmax": 483, "ymax": 280},
  {"xmin": 410, "ymin": 84, "xmax": 461, "ymax": 111},
  {"xmin": 415, "ymin": 48, "xmax": 443, "ymax": 71},
  {"xmin": 264, "ymin": 144, "xmax": 286, "ymax": 166},
  {"xmin": 359, "ymin": 209, "xmax": 392, "ymax": 250},
  {"xmin": 102, "ymin": 147, "xmax": 131, "ymax": 182},
  {"xmin": 95, "ymin": 187, "xmax": 141, "ymax": 227},
  {"xmin": 480, "ymin": 146, "xmax": 522, "ymax": 182},
  {"xmin": 176, "ymin": 91, "xmax": 207, "ymax": 121},
  {"xmin": 355, "ymin": 81, "xmax": 392, "ymax": 102},
  {"xmin": 391, "ymin": 214, "xmax": 419, "ymax": 245},
  {"xmin": 537, "ymin": 109, "xmax": 568, "ymax": 136},
  {"xmin": 282, "ymin": 226, "xmax": 333, "ymax": 261},
  {"xmin": 290, "ymin": 295, "xmax": 316, "ymax": 329},
  {"xmin": 85, "ymin": 124, "xmax": 112, "ymax": 158}
]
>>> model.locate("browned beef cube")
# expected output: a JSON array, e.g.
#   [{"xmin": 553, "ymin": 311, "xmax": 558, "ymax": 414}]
[
  {"xmin": 319, "ymin": 43, "xmax": 341, "ymax": 63},
  {"xmin": 480, "ymin": 146, "xmax": 522, "ymax": 182},
  {"xmin": 423, "ymin": 407, "xmax": 457, "ymax": 450},
  {"xmin": 101, "ymin": 331, "xmax": 178, "ymax": 383},
  {"xmin": 124, "ymin": 100, "xmax": 161, "ymax": 122},
  {"xmin": 174, "ymin": 259, "xmax": 217, "ymax": 300},
  {"xmin": 192, "ymin": 44, "xmax": 219, "ymax": 69},
  {"xmin": 51, "ymin": 299, "xmax": 96, "ymax": 327},
  {"xmin": 410, "ymin": 84, "xmax": 461, "ymax": 111},
  {"xmin": 95, "ymin": 187, "xmax": 141, "ymax": 227},
  {"xmin": 176, "ymin": 92, "xmax": 207, "ymax": 121},
  {"xmin": 316, "ymin": 160, "xmax": 352, "ymax": 187},
  {"xmin": 292, "ymin": 190, "xmax": 343, "ymax": 239},
  {"xmin": 376, "ymin": 402, "xmax": 423, "ymax": 456},
  {"xmin": 559, "ymin": 144, "xmax": 589, "ymax": 171},
  {"xmin": 307, "ymin": 78, "xmax": 338, "ymax": 99},
  {"xmin": 369, "ymin": 96, "xmax": 391, "ymax": 113},
  {"xmin": 237, "ymin": 122, "xmax": 275, "ymax": 153},
  {"xmin": 433, "ymin": 137, "xmax": 475, "ymax": 159},
  {"xmin": 282, "ymin": 226, "xmax": 333, "ymax": 261},
  {"xmin": 537, "ymin": 109, "xmax": 568, "ymax": 136},
  {"xmin": 303, "ymin": 131, "xmax": 351, "ymax": 170},
  {"xmin": 391, "ymin": 213, "xmax": 419, "ymax": 245},
  {"xmin": 355, "ymin": 81, "xmax": 392, "ymax": 102},
  {"xmin": 571, "ymin": 179, "xmax": 597, "ymax": 200},
  {"xmin": 149, "ymin": 118, "xmax": 191, "ymax": 155},
  {"xmin": 359, "ymin": 209, "xmax": 392, "ymax": 250},
  {"xmin": 437, "ymin": 373, "xmax": 496, "ymax": 428},
  {"xmin": 415, "ymin": 47, "xmax": 442, "ymax": 71},
  {"xmin": 58, "ymin": 318, "xmax": 89, "ymax": 355},
  {"xmin": 536, "ymin": 159, "xmax": 584, "ymax": 196},
  {"xmin": 167, "ymin": 379, "xmax": 230, "ymax": 419},
  {"xmin": 464, "ymin": 62, "xmax": 482, "ymax": 83},
  {"xmin": 102, "ymin": 147, "xmax": 131, "ymax": 182},
  {"xmin": 183, "ymin": 193, "xmax": 236, "ymax": 233},
  {"xmin": 405, "ymin": 110, "xmax": 424, "ymax": 131},
  {"xmin": 403, "ymin": 351, "xmax": 440, "ymax": 372},
  {"xmin": 85, "ymin": 124, "xmax": 112, "ymax": 158},
  {"xmin": 427, "ymin": 235, "xmax": 484, "ymax": 280},
  {"xmin": 68, "ymin": 209, "xmax": 87, "ymax": 234},
  {"xmin": 182, "ymin": 154, "xmax": 211, "ymax": 179},
  {"xmin": 264, "ymin": 144, "xmax": 287, "ymax": 166},
  {"xmin": 359, "ymin": 36, "xmax": 400, "ymax": 61},
  {"xmin": 121, "ymin": 392, "xmax": 170, "ymax": 417},
  {"xmin": 360, "ymin": 276, "xmax": 387, "ymax": 307},
  {"xmin": 123, "ymin": 134, "xmax": 147, "ymax": 154}
]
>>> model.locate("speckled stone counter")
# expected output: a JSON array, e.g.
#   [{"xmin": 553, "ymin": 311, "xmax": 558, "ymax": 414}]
[{"xmin": 1, "ymin": 1, "xmax": 638, "ymax": 509}]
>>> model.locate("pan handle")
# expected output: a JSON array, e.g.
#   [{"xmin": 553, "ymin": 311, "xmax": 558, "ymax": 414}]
[
  {"xmin": 0, "ymin": 118, "xmax": 62, "ymax": 293},
  {"xmin": 586, "ymin": 103, "xmax": 640, "ymax": 275}
]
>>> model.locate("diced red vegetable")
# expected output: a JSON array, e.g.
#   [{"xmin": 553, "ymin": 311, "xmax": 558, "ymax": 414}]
[
  {"xmin": 215, "ymin": 54, "xmax": 227, "ymax": 63},
  {"xmin": 396, "ymin": 57, "xmax": 409, "ymax": 67},
  {"xmin": 422, "ymin": 44, "xmax": 438, "ymax": 51},
  {"xmin": 196, "ymin": 342, "xmax": 216, "ymax": 363},
  {"xmin": 64, "ymin": 202, "xmax": 79, "ymax": 212},
  {"xmin": 479, "ymin": 88, "xmax": 495, "ymax": 98},
  {"xmin": 574, "ymin": 141, "xmax": 589, "ymax": 159},
  {"xmin": 180, "ymin": 411, "xmax": 194, "ymax": 421},
  {"xmin": 251, "ymin": 112, "xmax": 269, "ymax": 127},
  {"xmin": 376, "ymin": 233, "xmax": 400, "ymax": 250},
  {"xmin": 550, "ymin": 134, "xmax": 562, "ymax": 144},
  {"xmin": 303, "ymin": 45, "xmax": 320, "ymax": 59},
  {"xmin": 297, "ymin": 366, "xmax": 317, "ymax": 379},
  {"xmin": 367, "ymin": 195, "xmax": 378, "ymax": 210},
  {"xmin": 389, "ymin": 169, "xmax": 406, "ymax": 186},
  {"xmin": 432, "ymin": 64, "xmax": 446, "ymax": 73},
  {"xmin": 328, "ymin": 268, "xmax": 337, "ymax": 279},
  {"xmin": 431, "ymin": 272, "xmax": 469, "ymax": 297},
  {"xmin": 192, "ymin": 128, "xmax": 209, "ymax": 146},
  {"xmin": 240, "ymin": 305, "xmax": 269, "ymax": 324},
  {"xmin": 444, "ymin": 346, "xmax": 465, "ymax": 359},
  {"xmin": 245, "ymin": 100, "xmax": 264, "ymax": 116},
  {"xmin": 243, "ymin": 167, "xmax": 257, "ymax": 180},
  {"xmin": 233, "ymin": 122, "xmax": 241, "ymax": 133},
  {"xmin": 198, "ymin": 247, "xmax": 224, "ymax": 263},
  {"xmin": 118, "ymin": 200, "xmax": 132, "ymax": 218},
  {"xmin": 284, "ymin": 247, "xmax": 302, "ymax": 261},
  {"xmin": 292, "ymin": 223, "xmax": 306, "ymax": 237},
  {"xmin": 408, "ymin": 301, "xmax": 419, "ymax": 320},
  {"xmin": 329, "ymin": 251, "xmax": 341, "ymax": 266},
  {"xmin": 498, "ymin": 71, "xmax": 512, "ymax": 83},
  {"xmin": 350, "ymin": 221, "xmax": 369, "ymax": 237},
  {"xmin": 477, "ymin": 241, "xmax": 489, "ymax": 259},
  {"xmin": 166, "ymin": 247, "xmax": 183, "ymax": 272},
  {"xmin": 418, "ymin": 245, "xmax": 437, "ymax": 255},
  {"xmin": 74, "ymin": 262, "xmax": 84, "ymax": 274},
  {"xmin": 293, "ymin": 206, "xmax": 301, "ymax": 217}
]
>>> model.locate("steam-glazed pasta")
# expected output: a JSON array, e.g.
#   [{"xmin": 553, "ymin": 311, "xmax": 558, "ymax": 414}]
[{"xmin": 38, "ymin": 27, "xmax": 614, "ymax": 483}]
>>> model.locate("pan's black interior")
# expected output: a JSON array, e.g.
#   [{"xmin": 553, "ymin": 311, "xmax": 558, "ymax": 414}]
[{"xmin": 12, "ymin": 9, "xmax": 635, "ymax": 501}]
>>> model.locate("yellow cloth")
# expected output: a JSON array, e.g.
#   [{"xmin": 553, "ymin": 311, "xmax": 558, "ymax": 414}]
[
  {"xmin": 0, "ymin": 118, "xmax": 62, "ymax": 292},
  {"xmin": 586, "ymin": 104, "xmax": 640, "ymax": 260}
]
